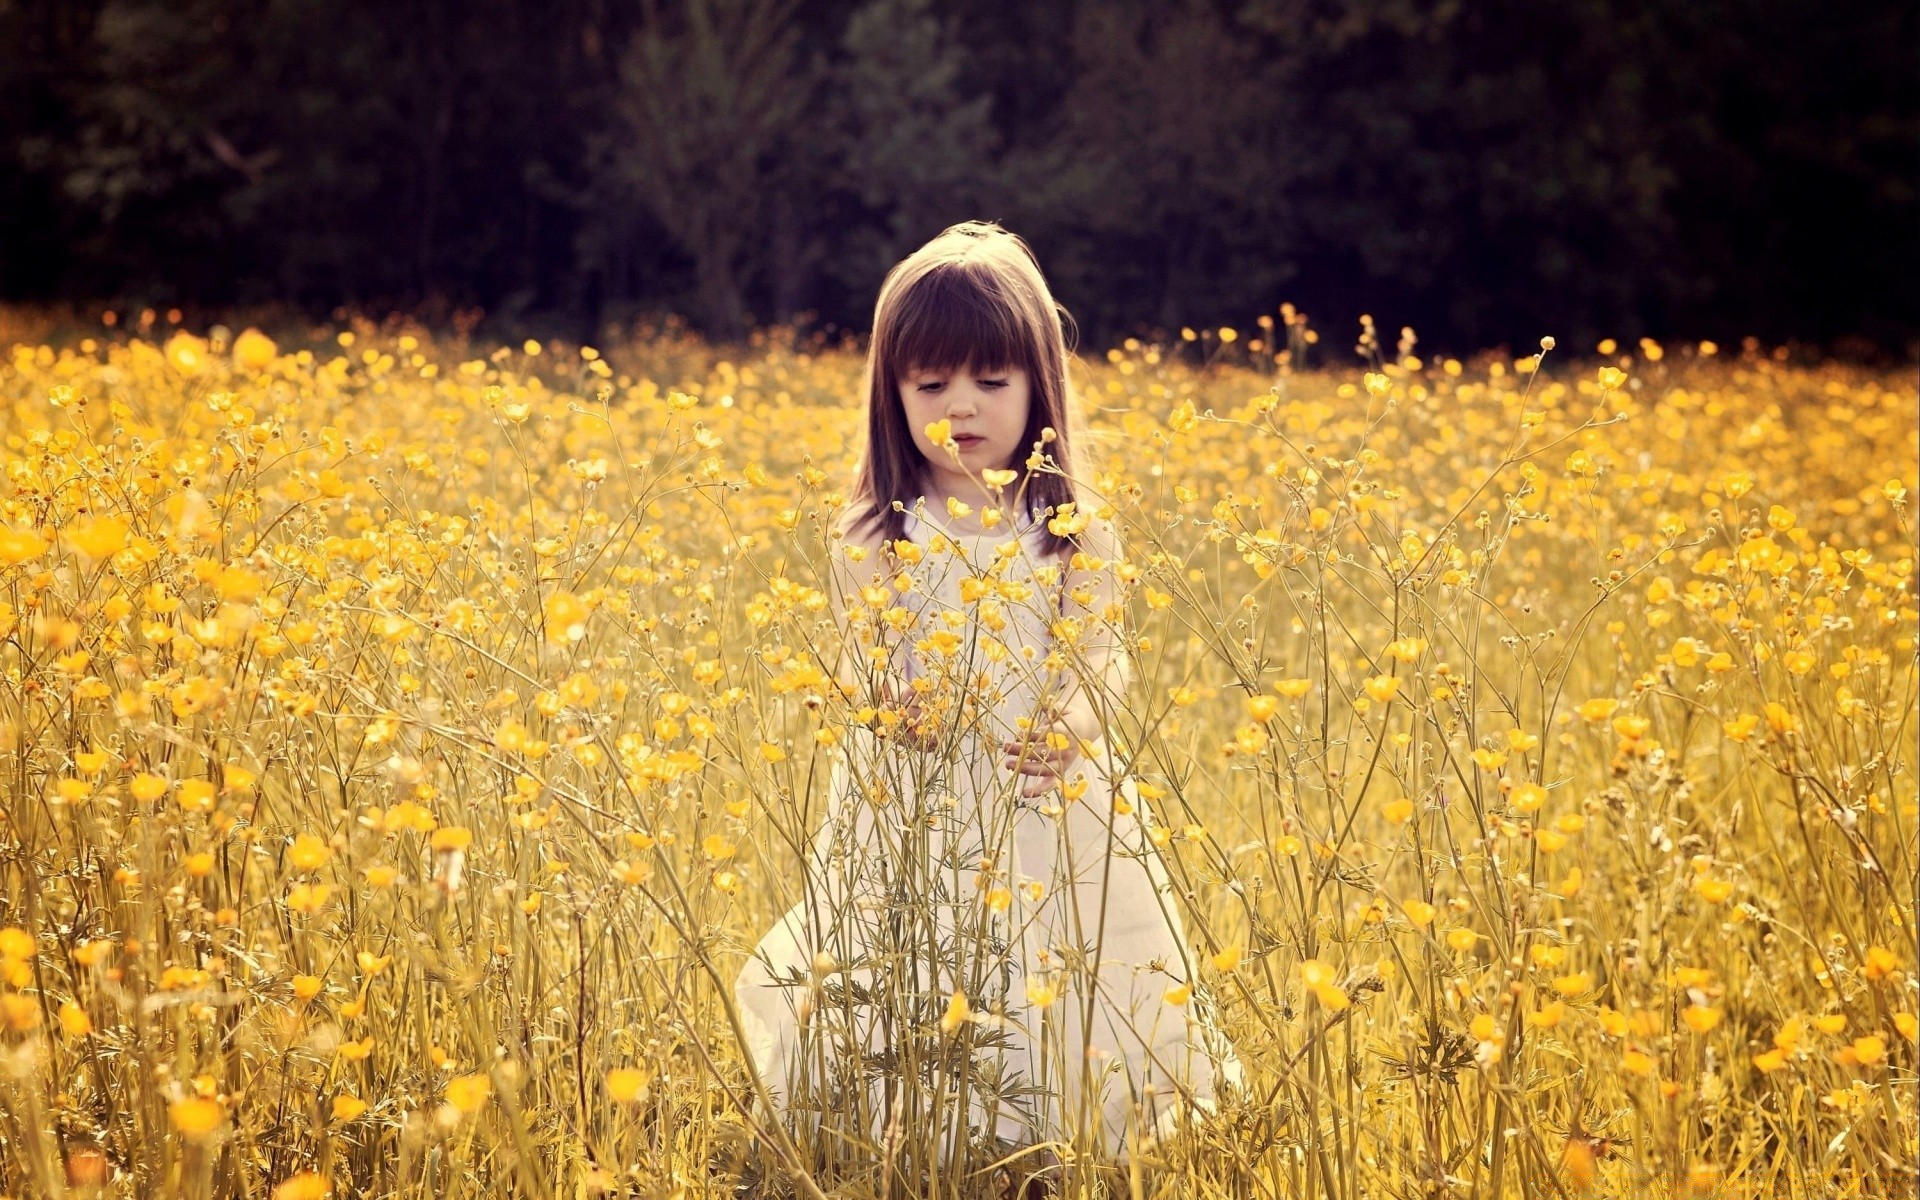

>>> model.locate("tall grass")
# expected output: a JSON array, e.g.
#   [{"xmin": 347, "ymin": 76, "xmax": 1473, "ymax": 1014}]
[{"xmin": 0, "ymin": 315, "xmax": 1911, "ymax": 1198}]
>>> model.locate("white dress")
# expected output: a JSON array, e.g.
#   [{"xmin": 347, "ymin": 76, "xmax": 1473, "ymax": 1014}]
[{"xmin": 731, "ymin": 498, "xmax": 1242, "ymax": 1166}]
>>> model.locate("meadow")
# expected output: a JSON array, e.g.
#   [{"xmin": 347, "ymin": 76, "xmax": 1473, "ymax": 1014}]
[{"xmin": 0, "ymin": 309, "xmax": 1912, "ymax": 1199}]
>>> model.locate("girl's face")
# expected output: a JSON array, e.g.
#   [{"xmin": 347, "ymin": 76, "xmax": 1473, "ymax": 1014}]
[{"xmin": 899, "ymin": 362, "xmax": 1032, "ymax": 502}]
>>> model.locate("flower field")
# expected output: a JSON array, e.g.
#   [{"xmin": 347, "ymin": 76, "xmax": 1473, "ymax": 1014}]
[{"xmin": 0, "ymin": 311, "xmax": 1912, "ymax": 1199}]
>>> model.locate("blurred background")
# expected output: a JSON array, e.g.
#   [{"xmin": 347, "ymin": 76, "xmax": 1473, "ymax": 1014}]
[{"xmin": 1, "ymin": 0, "xmax": 1913, "ymax": 355}]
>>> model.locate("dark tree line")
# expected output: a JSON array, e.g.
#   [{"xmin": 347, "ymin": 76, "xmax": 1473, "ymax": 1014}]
[{"xmin": 1, "ymin": 0, "xmax": 1913, "ymax": 352}]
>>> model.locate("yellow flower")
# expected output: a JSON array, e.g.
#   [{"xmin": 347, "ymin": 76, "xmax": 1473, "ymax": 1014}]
[
  {"xmin": 164, "ymin": 331, "xmax": 209, "ymax": 373},
  {"xmin": 1211, "ymin": 944, "xmax": 1243, "ymax": 973},
  {"xmin": 1575, "ymin": 698, "xmax": 1619, "ymax": 722},
  {"xmin": 924, "ymin": 419, "xmax": 952, "ymax": 445},
  {"xmin": 939, "ymin": 988, "xmax": 971, "ymax": 1034},
  {"xmin": 1847, "ymin": 1035, "xmax": 1886, "ymax": 1067},
  {"xmin": 65, "ymin": 515, "xmax": 130, "ymax": 559},
  {"xmin": 285, "ymin": 883, "xmax": 333, "ymax": 915},
  {"xmin": 1385, "ymin": 636, "xmax": 1426, "ymax": 663},
  {"xmin": 1682, "ymin": 1005, "xmax": 1724, "ymax": 1033},
  {"xmin": 445, "ymin": 1073, "xmax": 492, "ymax": 1114},
  {"xmin": 1383, "ymin": 798, "xmax": 1416, "ymax": 825},
  {"xmin": 1673, "ymin": 966, "xmax": 1713, "ymax": 989},
  {"xmin": 1693, "ymin": 876, "xmax": 1735, "ymax": 904},
  {"xmin": 1163, "ymin": 982, "xmax": 1192, "ymax": 1007},
  {"xmin": 1402, "ymin": 899, "xmax": 1437, "ymax": 926},
  {"xmin": 1551, "ymin": 971, "xmax": 1593, "ymax": 997},
  {"xmin": 1273, "ymin": 678, "xmax": 1312, "ymax": 699},
  {"xmin": 606, "ymin": 1067, "xmax": 647, "ymax": 1104},
  {"xmin": 543, "ymin": 590, "xmax": 589, "ymax": 642},
  {"xmin": 58, "ymin": 999, "xmax": 92, "ymax": 1039},
  {"xmin": 1313, "ymin": 983, "xmax": 1350, "ymax": 1011},
  {"xmin": 177, "ymin": 780, "xmax": 217, "ymax": 813},
  {"xmin": 272, "ymin": 1173, "xmax": 330, "ymax": 1200},
  {"xmin": 169, "ymin": 1096, "xmax": 225, "ymax": 1140},
  {"xmin": 330, "ymin": 1095, "xmax": 368, "ymax": 1122},
  {"xmin": 430, "ymin": 826, "xmax": 473, "ymax": 853},
  {"xmin": 1527, "ymin": 1001, "xmax": 1565, "ymax": 1030},
  {"xmin": 0, "ymin": 994, "xmax": 39, "ymax": 1030},
  {"xmin": 1363, "ymin": 676, "xmax": 1400, "ymax": 703},
  {"xmin": 0, "ymin": 526, "xmax": 48, "ymax": 565},
  {"xmin": 288, "ymin": 834, "xmax": 331, "ymax": 871},
  {"xmin": 233, "ymin": 328, "xmax": 279, "ymax": 369}
]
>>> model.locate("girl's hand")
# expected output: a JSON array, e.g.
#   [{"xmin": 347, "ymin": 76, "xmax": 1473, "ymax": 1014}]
[
  {"xmin": 1003, "ymin": 699, "xmax": 1096, "ymax": 799},
  {"xmin": 879, "ymin": 680, "xmax": 939, "ymax": 752}
]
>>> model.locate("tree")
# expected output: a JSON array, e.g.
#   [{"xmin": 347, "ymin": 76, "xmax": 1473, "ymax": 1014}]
[
  {"xmin": 610, "ymin": 0, "xmax": 814, "ymax": 339},
  {"xmin": 813, "ymin": 0, "xmax": 1000, "ymax": 308},
  {"xmin": 1001, "ymin": 0, "xmax": 1298, "ymax": 336}
]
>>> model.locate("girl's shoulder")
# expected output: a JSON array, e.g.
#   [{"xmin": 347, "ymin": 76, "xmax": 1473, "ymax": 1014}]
[{"xmin": 1059, "ymin": 500, "xmax": 1123, "ymax": 566}]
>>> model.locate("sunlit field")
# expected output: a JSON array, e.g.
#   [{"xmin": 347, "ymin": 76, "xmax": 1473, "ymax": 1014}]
[{"xmin": 0, "ymin": 309, "xmax": 1912, "ymax": 1200}]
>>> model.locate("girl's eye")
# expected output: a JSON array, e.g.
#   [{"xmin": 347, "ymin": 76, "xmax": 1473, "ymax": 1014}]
[{"xmin": 981, "ymin": 380, "xmax": 1007, "ymax": 389}]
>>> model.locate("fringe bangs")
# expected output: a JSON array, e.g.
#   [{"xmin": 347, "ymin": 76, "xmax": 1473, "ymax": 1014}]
[{"xmin": 881, "ymin": 265, "xmax": 1035, "ymax": 377}]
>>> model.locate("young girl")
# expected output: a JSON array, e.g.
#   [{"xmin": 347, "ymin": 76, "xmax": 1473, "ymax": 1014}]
[{"xmin": 732, "ymin": 222, "xmax": 1241, "ymax": 1189}]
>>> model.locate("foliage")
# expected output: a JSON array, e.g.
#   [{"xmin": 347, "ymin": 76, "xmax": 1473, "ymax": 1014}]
[{"xmin": 0, "ymin": 0, "xmax": 1913, "ymax": 348}]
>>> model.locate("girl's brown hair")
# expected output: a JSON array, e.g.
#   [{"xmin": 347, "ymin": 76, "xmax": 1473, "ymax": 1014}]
[{"xmin": 841, "ymin": 220, "xmax": 1085, "ymax": 559}]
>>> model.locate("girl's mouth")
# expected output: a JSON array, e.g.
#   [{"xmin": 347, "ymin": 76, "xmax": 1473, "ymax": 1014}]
[{"xmin": 953, "ymin": 435, "xmax": 984, "ymax": 447}]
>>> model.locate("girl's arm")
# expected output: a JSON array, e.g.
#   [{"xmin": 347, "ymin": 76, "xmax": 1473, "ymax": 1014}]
[
  {"xmin": 1051, "ymin": 514, "xmax": 1131, "ymax": 750},
  {"xmin": 830, "ymin": 507, "xmax": 939, "ymax": 749},
  {"xmin": 825, "ymin": 505, "xmax": 886, "ymax": 700}
]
